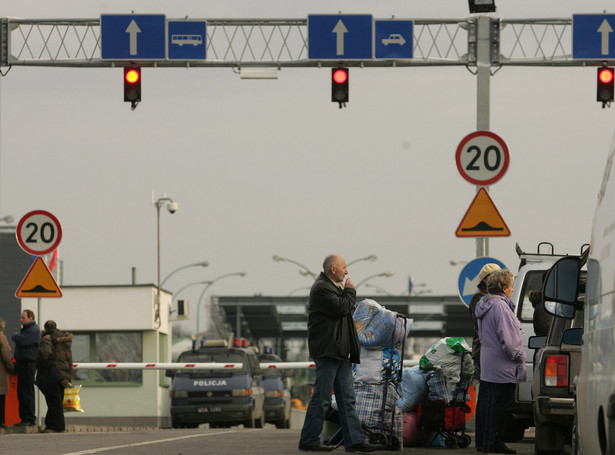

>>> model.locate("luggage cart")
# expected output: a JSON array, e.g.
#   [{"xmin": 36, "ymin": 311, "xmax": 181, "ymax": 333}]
[{"xmin": 417, "ymin": 352, "xmax": 473, "ymax": 449}]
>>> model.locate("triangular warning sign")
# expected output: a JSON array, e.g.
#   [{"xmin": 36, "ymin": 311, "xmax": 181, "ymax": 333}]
[
  {"xmin": 16, "ymin": 257, "xmax": 62, "ymax": 298},
  {"xmin": 456, "ymin": 188, "xmax": 511, "ymax": 237}
]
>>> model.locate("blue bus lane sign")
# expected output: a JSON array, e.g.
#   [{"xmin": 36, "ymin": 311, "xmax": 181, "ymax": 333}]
[{"xmin": 167, "ymin": 20, "xmax": 207, "ymax": 60}]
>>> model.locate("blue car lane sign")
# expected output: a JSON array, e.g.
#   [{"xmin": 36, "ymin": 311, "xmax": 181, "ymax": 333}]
[
  {"xmin": 167, "ymin": 20, "xmax": 207, "ymax": 60},
  {"xmin": 374, "ymin": 20, "xmax": 413, "ymax": 59},
  {"xmin": 101, "ymin": 14, "xmax": 166, "ymax": 60},
  {"xmin": 573, "ymin": 14, "xmax": 615, "ymax": 59},
  {"xmin": 308, "ymin": 14, "xmax": 373, "ymax": 60},
  {"xmin": 457, "ymin": 257, "xmax": 507, "ymax": 307}
]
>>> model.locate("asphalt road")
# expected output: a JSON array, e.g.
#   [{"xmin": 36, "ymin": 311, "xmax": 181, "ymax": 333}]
[{"xmin": 0, "ymin": 426, "xmax": 536, "ymax": 455}]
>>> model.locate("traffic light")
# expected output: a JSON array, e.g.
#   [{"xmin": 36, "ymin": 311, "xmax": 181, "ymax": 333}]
[
  {"xmin": 124, "ymin": 67, "xmax": 141, "ymax": 110},
  {"xmin": 597, "ymin": 66, "xmax": 614, "ymax": 107},
  {"xmin": 332, "ymin": 68, "xmax": 349, "ymax": 108}
]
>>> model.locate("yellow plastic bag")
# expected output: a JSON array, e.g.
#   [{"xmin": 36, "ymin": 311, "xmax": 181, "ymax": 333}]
[{"xmin": 63, "ymin": 385, "xmax": 84, "ymax": 412}]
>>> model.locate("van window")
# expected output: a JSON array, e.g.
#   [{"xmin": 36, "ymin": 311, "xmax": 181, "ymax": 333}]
[{"xmin": 517, "ymin": 270, "xmax": 546, "ymax": 322}]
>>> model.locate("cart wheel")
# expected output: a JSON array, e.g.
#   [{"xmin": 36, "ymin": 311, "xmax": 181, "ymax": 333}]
[
  {"xmin": 445, "ymin": 436, "xmax": 458, "ymax": 449},
  {"xmin": 369, "ymin": 433, "xmax": 388, "ymax": 448},
  {"xmin": 458, "ymin": 434, "xmax": 471, "ymax": 448}
]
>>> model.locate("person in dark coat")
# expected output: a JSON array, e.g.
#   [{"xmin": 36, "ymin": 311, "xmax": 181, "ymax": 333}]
[
  {"xmin": 36, "ymin": 320, "xmax": 73, "ymax": 433},
  {"xmin": 469, "ymin": 263, "xmax": 501, "ymax": 452},
  {"xmin": 298, "ymin": 254, "xmax": 381, "ymax": 453},
  {"xmin": 11, "ymin": 309, "xmax": 40, "ymax": 426},
  {"xmin": 0, "ymin": 317, "xmax": 14, "ymax": 427},
  {"xmin": 530, "ymin": 290, "xmax": 552, "ymax": 337}
]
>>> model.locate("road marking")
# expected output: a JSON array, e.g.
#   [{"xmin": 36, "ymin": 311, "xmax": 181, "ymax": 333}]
[{"xmin": 61, "ymin": 430, "xmax": 245, "ymax": 455}]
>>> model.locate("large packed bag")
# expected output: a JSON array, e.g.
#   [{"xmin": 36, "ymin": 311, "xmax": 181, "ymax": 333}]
[
  {"xmin": 396, "ymin": 366, "xmax": 427, "ymax": 410},
  {"xmin": 353, "ymin": 346, "xmax": 401, "ymax": 383},
  {"xmin": 353, "ymin": 299, "xmax": 412, "ymax": 349}
]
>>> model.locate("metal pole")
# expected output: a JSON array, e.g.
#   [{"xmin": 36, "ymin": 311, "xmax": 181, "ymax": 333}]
[{"xmin": 476, "ymin": 16, "xmax": 492, "ymax": 258}]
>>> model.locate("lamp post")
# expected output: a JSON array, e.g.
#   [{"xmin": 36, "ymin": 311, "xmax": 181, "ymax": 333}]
[
  {"xmin": 272, "ymin": 255, "xmax": 317, "ymax": 280},
  {"xmin": 154, "ymin": 196, "xmax": 178, "ymax": 328},
  {"xmin": 196, "ymin": 272, "xmax": 246, "ymax": 335},
  {"xmin": 364, "ymin": 283, "xmax": 392, "ymax": 296},
  {"xmin": 0, "ymin": 215, "xmax": 14, "ymax": 224},
  {"xmin": 347, "ymin": 254, "xmax": 377, "ymax": 266},
  {"xmin": 355, "ymin": 272, "xmax": 394, "ymax": 289},
  {"xmin": 449, "ymin": 260, "xmax": 469, "ymax": 266},
  {"xmin": 273, "ymin": 254, "xmax": 378, "ymax": 280},
  {"xmin": 161, "ymin": 261, "xmax": 209, "ymax": 288}
]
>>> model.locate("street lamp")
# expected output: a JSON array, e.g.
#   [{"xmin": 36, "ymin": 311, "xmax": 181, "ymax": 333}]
[
  {"xmin": 196, "ymin": 272, "xmax": 247, "ymax": 335},
  {"xmin": 449, "ymin": 260, "xmax": 469, "ymax": 266},
  {"xmin": 272, "ymin": 255, "xmax": 317, "ymax": 280},
  {"xmin": 154, "ymin": 196, "xmax": 178, "ymax": 328},
  {"xmin": 347, "ymin": 255, "xmax": 377, "ymax": 266},
  {"xmin": 0, "ymin": 215, "xmax": 14, "ymax": 224},
  {"xmin": 363, "ymin": 283, "xmax": 392, "ymax": 296},
  {"xmin": 355, "ymin": 272, "xmax": 394, "ymax": 289},
  {"xmin": 161, "ymin": 261, "xmax": 209, "ymax": 288}
]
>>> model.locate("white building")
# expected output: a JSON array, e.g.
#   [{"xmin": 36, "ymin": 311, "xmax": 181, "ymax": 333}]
[{"xmin": 20, "ymin": 285, "xmax": 173, "ymax": 428}]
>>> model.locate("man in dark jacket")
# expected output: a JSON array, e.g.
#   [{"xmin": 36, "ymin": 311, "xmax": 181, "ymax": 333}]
[
  {"xmin": 36, "ymin": 320, "xmax": 73, "ymax": 433},
  {"xmin": 11, "ymin": 309, "xmax": 40, "ymax": 426},
  {"xmin": 299, "ymin": 254, "xmax": 381, "ymax": 453}
]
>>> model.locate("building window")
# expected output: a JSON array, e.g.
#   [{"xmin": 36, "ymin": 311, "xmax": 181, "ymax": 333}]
[{"xmin": 73, "ymin": 332, "xmax": 143, "ymax": 385}]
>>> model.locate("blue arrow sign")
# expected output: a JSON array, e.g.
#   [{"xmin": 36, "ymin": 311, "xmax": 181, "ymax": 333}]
[
  {"xmin": 308, "ymin": 14, "xmax": 373, "ymax": 59},
  {"xmin": 375, "ymin": 20, "xmax": 413, "ymax": 59},
  {"xmin": 457, "ymin": 257, "xmax": 508, "ymax": 307},
  {"xmin": 573, "ymin": 14, "xmax": 615, "ymax": 59},
  {"xmin": 167, "ymin": 20, "xmax": 207, "ymax": 60},
  {"xmin": 101, "ymin": 14, "xmax": 166, "ymax": 60}
]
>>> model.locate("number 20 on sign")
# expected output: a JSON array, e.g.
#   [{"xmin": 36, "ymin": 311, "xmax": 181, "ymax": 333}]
[
  {"xmin": 455, "ymin": 131, "xmax": 510, "ymax": 186},
  {"xmin": 16, "ymin": 210, "xmax": 63, "ymax": 256}
]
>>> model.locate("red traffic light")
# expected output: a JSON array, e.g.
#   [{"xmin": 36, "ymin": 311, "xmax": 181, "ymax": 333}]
[
  {"xmin": 125, "ymin": 68, "xmax": 140, "ymax": 84},
  {"xmin": 599, "ymin": 68, "xmax": 614, "ymax": 84},
  {"xmin": 333, "ymin": 69, "xmax": 348, "ymax": 84}
]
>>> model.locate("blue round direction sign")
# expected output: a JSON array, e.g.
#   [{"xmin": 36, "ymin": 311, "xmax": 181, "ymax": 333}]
[{"xmin": 457, "ymin": 256, "xmax": 507, "ymax": 307}]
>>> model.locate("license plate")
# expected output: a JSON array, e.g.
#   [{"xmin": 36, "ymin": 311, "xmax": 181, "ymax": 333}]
[{"xmin": 197, "ymin": 407, "xmax": 222, "ymax": 413}]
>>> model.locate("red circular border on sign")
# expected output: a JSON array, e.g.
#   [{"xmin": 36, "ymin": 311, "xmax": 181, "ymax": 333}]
[
  {"xmin": 16, "ymin": 210, "xmax": 63, "ymax": 256},
  {"xmin": 455, "ymin": 131, "xmax": 510, "ymax": 186}
]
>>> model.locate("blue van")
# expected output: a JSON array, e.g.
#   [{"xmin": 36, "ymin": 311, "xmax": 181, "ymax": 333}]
[
  {"xmin": 168, "ymin": 340, "xmax": 265, "ymax": 428},
  {"xmin": 258, "ymin": 352, "xmax": 292, "ymax": 429}
]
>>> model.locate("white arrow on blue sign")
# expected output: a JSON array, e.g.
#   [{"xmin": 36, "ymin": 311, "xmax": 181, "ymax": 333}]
[
  {"xmin": 308, "ymin": 14, "xmax": 373, "ymax": 59},
  {"xmin": 573, "ymin": 14, "xmax": 615, "ymax": 59},
  {"xmin": 101, "ymin": 14, "xmax": 166, "ymax": 60},
  {"xmin": 457, "ymin": 257, "xmax": 508, "ymax": 307}
]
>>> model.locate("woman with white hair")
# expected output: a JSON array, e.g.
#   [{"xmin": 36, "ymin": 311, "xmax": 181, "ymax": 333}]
[{"xmin": 0, "ymin": 317, "xmax": 14, "ymax": 428}]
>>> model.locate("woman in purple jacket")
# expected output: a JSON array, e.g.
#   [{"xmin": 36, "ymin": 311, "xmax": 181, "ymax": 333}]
[{"xmin": 476, "ymin": 269, "xmax": 527, "ymax": 454}]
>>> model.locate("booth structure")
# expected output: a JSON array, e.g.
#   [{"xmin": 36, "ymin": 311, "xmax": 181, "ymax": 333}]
[{"xmin": 19, "ymin": 285, "xmax": 173, "ymax": 428}]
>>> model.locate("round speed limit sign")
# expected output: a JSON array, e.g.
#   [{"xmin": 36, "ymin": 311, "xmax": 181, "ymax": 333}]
[
  {"xmin": 456, "ymin": 131, "xmax": 510, "ymax": 186},
  {"xmin": 16, "ymin": 210, "xmax": 62, "ymax": 256}
]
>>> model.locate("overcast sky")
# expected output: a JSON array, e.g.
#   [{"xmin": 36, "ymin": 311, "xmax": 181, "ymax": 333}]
[{"xmin": 2, "ymin": 1, "xmax": 614, "ymax": 332}]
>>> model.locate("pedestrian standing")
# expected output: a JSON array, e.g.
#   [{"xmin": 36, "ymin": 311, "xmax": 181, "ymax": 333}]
[
  {"xmin": 0, "ymin": 317, "xmax": 15, "ymax": 427},
  {"xmin": 298, "ymin": 254, "xmax": 381, "ymax": 453},
  {"xmin": 11, "ymin": 310, "xmax": 40, "ymax": 426},
  {"xmin": 36, "ymin": 320, "xmax": 73, "ymax": 433},
  {"xmin": 476, "ymin": 270, "xmax": 527, "ymax": 454},
  {"xmin": 469, "ymin": 263, "xmax": 501, "ymax": 452}
]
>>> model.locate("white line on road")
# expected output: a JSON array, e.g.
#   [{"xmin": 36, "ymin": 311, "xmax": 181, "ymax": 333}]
[{"xmin": 61, "ymin": 430, "xmax": 245, "ymax": 455}]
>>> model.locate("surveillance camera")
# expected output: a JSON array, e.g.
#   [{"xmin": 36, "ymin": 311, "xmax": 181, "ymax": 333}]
[{"xmin": 167, "ymin": 202, "xmax": 178, "ymax": 214}]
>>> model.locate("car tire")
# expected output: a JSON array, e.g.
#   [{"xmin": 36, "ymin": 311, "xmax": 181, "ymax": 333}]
[{"xmin": 244, "ymin": 410, "xmax": 255, "ymax": 428}]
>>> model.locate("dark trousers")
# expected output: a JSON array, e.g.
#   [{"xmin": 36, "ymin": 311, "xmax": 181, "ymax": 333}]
[
  {"xmin": 16, "ymin": 360, "xmax": 36, "ymax": 424},
  {"xmin": 0, "ymin": 394, "xmax": 5, "ymax": 425},
  {"xmin": 472, "ymin": 357, "xmax": 488, "ymax": 449},
  {"xmin": 41, "ymin": 384, "xmax": 65, "ymax": 432},
  {"xmin": 482, "ymin": 381, "xmax": 515, "ymax": 448}
]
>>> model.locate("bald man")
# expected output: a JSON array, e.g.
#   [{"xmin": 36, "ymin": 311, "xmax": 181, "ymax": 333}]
[{"xmin": 298, "ymin": 255, "xmax": 381, "ymax": 453}]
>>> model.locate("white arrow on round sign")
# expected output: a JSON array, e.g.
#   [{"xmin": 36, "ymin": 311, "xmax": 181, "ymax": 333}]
[
  {"xmin": 456, "ymin": 131, "xmax": 510, "ymax": 186},
  {"xmin": 16, "ymin": 210, "xmax": 62, "ymax": 256}
]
